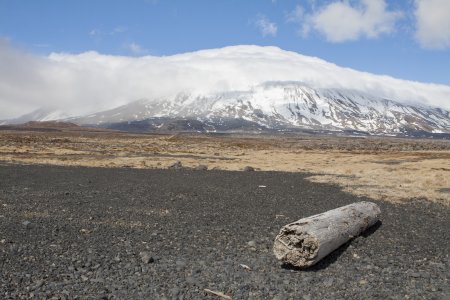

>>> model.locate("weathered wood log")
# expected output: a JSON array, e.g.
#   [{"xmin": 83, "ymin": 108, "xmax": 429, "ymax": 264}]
[{"xmin": 273, "ymin": 201, "xmax": 381, "ymax": 268}]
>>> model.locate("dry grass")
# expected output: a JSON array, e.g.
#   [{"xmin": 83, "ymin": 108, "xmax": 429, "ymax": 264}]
[{"xmin": 0, "ymin": 129, "xmax": 449, "ymax": 204}]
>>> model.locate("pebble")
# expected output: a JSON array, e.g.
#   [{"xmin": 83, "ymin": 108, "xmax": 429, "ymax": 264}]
[
  {"xmin": 302, "ymin": 276, "xmax": 313, "ymax": 283},
  {"xmin": 32, "ymin": 280, "xmax": 44, "ymax": 290},
  {"xmin": 139, "ymin": 252, "xmax": 155, "ymax": 264},
  {"xmin": 247, "ymin": 240, "xmax": 256, "ymax": 247},
  {"xmin": 195, "ymin": 165, "xmax": 208, "ymax": 171},
  {"xmin": 323, "ymin": 278, "xmax": 334, "ymax": 287},
  {"xmin": 1, "ymin": 165, "xmax": 448, "ymax": 299},
  {"xmin": 168, "ymin": 161, "xmax": 183, "ymax": 170},
  {"xmin": 176, "ymin": 260, "xmax": 186, "ymax": 267}
]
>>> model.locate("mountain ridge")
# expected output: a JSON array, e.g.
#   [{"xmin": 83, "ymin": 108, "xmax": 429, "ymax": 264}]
[
  {"xmin": 2, "ymin": 45, "xmax": 449, "ymax": 137},
  {"xmin": 3, "ymin": 45, "xmax": 450, "ymax": 121},
  {"xmin": 62, "ymin": 81, "xmax": 449, "ymax": 136}
]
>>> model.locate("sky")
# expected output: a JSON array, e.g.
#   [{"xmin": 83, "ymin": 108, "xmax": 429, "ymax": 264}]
[{"xmin": 0, "ymin": 0, "xmax": 449, "ymax": 119}]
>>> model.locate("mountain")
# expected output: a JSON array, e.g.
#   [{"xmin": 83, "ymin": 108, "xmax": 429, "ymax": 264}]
[
  {"xmin": 2, "ymin": 45, "xmax": 450, "ymax": 136},
  {"xmin": 1, "ymin": 108, "xmax": 69, "ymax": 125},
  {"xmin": 69, "ymin": 82, "xmax": 450, "ymax": 136}
]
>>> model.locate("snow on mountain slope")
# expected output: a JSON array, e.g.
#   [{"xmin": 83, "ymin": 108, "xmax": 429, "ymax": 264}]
[
  {"xmin": 2, "ymin": 45, "xmax": 450, "ymax": 135},
  {"xmin": 2, "ymin": 45, "xmax": 450, "ymax": 121},
  {"xmin": 3, "ymin": 108, "xmax": 70, "ymax": 125},
  {"xmin": 71, "ymin": 82, "xmax": 450, "ymax": 135}
]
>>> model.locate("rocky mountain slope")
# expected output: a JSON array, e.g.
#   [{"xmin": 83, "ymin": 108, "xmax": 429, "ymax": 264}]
[
  {"xmin": 0, "ymin": 108, "xmax": 69, "ymax": 125},
  {"xmin": 69, "ymin": 82, "xmax": 449, "ymax": 135},
  {"xmin": 2, "ymin": 45, "xmax": 449, "ymax": 136}
]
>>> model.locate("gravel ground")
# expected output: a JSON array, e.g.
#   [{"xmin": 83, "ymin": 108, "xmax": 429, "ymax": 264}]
[{"xmin": 0, "ymin": 164, "xmax": 449, "ymax": 299}]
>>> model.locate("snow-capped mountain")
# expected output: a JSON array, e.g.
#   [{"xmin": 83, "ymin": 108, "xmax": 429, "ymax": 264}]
[
  {"xmin": 2, "ymin": 45, "xmax": 450, "ymax": 136},
  {"xmin": 70, "ymin": 82, "xmax": 450, "ymax": 135},
  {"xmin": 1, "ymin": 108, "xmax": 69, "ymax": 125}
]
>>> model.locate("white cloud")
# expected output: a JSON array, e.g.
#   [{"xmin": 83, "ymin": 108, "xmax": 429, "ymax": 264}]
[
  {"xmin": 0, "ymin": 41, "xmax": 449, "ymax": 120},
  {"xmin": 89, "ymin": 29, "xmax": 102, "ymax": 36},
  {"xmin": 286, "ymin": 5, "xmax": 304, "ymax": 24},
  {"xmin": 255, "ymin": 14, "xmax": 278, "ymax": 37},
  {"xmin": 415, "ymin": 0, "xmax": 450, "ymax": 49},
  {"xmin": 125, "ymin": 42, "xmax": 147, "ymax": 55},
  {"xmin": 89, "ymin": 26, "xmax": 127, "ymax": 37},
  {"xmin": 111, "ymin": 26, "xmax": 127, "ymax": 34},
  {"xmin": 296, "ymin": 0, "xmax": 402, "ymax": 42}
]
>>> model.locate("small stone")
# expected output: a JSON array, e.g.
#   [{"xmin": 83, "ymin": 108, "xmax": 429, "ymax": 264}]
[
  {"xmin": 22, "ymin": 220, "xmax": 31, "ymax": 228},
  {"xmin": 429, "ymin": 262, "xmax": 445, "ymax": 268},
  {"xmin": 195, "ymin": 164, "xmax": 208, "ymax": 171},
  {"xmin": 359, "ymin": 279, "xmax": 367, "ymax": 285},
  {"xmin": 139, "ymin": 251, "xmax": 154, "ymax": 264},
  {"xmin": 170, "ymin": 287, "xmax": 180, "ymax": 296},
  {"xmin": 32, "ymin": 280, "xmax": 44, "ymax": 290},
  {"xmin": 243, "ymin": 166, "xmax": 255, "ymax": 172},
  {"xmin": 168, "ymin": 161, "xmax": 183, "ymax": 170},
  {"xmin": 410, "ymin": 272, "xmax": 420, "ymax": 278},
  {"xmin": 247, "ymin": 240, "xmax": 256, "ymax": 247},
  {"xmin": 81, "ymin": 275, "xmax": 88, "ymax": 282},
  {"xmin": 239, "ymin": 264, "xmax": 251, "ymax": 271},
  {"xmin": 176, "ymin": 260, "xmax": 186, "ymax": 267},
  {"xmin": 323, "ymin": 278, "xmax": 334, "ymax": 287}
]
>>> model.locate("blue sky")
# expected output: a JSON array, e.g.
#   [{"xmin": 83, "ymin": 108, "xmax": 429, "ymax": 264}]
[{"xmin": 0, "ymin": 0, "xmax": 449, "ymax": 84}]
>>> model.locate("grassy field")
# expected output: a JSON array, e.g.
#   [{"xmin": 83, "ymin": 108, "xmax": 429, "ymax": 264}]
[{"xmin": 1, "ymin": 125, "xmax": 449, "ymax": 204}]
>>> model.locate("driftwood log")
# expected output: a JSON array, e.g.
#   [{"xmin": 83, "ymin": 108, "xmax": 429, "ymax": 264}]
[{"xmin": 273, "ymin": 201, "xmax": 381, "ymax": 268}]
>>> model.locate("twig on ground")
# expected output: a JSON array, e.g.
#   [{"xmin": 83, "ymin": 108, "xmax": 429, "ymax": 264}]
[
  {"xmin": 204, "ymin": 288, "xmax": 232, "ymax": 300},
  {"xmin": 239, "ymin": 264, "xmax": 252, "ymax": 271}
]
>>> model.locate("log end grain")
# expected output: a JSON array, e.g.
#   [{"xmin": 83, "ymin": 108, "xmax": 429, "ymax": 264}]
[{"xmin": 273, "ymin": 230, "xmax": 319, "ymax": 267}]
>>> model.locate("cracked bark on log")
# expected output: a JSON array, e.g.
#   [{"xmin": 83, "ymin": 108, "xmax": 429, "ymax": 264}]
[{"xmin": 273, "ymin": 201, "xmax": 381, "ymax": 268}]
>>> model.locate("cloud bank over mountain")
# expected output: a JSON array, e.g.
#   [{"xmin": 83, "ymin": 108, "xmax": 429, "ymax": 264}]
[{"xmin": 1, "ymin": 40, "xmax": 450, "ymax": 120}]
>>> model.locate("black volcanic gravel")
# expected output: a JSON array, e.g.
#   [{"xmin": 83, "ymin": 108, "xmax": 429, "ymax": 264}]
[{"xmin": 0, "ymin": 164, "xmax": 449, "ymax": 299}]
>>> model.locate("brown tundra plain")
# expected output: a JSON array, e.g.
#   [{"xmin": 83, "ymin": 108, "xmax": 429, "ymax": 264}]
[{"xmin": 0, "ymin": 122, "xmax": 449, "ymax": 205}]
